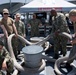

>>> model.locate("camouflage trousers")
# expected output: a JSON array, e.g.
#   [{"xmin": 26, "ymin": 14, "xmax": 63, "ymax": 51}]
[
  {"xmin": 54, "ymin": 35, "xmax": 68, "ymax": 56},
  {"xmin": 31, "ymin": 31, "xmax": 39, "ymax": 37},
  {"xmin": 6, "ymin": 58, "xmax": 14, "ymax": 73},
  {"xmin": 0, "ymin": 58, "xmax": 13, "ymax": 75},
  {"xmin": 12, "ymin": 37, "xmax": 25, "ymax": 58},
  {"xmin": 3, "ymin": 36, "xmax": 23, "ymax": 58}
]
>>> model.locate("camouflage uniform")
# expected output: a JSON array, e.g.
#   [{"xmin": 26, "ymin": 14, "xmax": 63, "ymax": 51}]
[
  {"xmin": 29, "ymin": 19, "xmax": 41, "ymax": 37},
  {"xmin": 51, "ymin": 13, "xmax": 70, "ymax": 57},
  {"xmin": 14, "ymin": 20, "xmax": 25, "ymax": 36},
  {"xmin": 0, "ymin": 47, "xmax": 13, "ymax": 75},
  {"xmin": 14, "ymin": 20, "xmax": 26, "ymax": 55}
]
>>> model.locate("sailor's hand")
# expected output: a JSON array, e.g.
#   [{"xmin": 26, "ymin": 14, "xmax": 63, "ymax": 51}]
[
  {"xmin": 14, "ymin": 33, "xmax": 18, "ymax": 38},
  {"xmin": 70, "ymin": 38, "xmax": 76, "ymax": 45},
  {"xmin": 72, "ymin": 34, "xmax": 76, "ymax": 38}
]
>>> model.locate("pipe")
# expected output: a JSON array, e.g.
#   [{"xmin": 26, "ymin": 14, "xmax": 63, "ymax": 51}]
[
  {"xmin": 44, "ymin": 42, "xmax": 50, "ymax": 51},
  {"xmin": 59, "ymin": 32, "xmax": 72, "ymax": 40},
  {"xmin": 67, "ymin": 63, "xmax": 76, "ymax": 75},
  {"xmin": 7, "ymin": 34, "xmax": 25, "ymax": 72},
  {"xmin": 54, "ymin": 57, "xmax": 69, "ymax": 75},
  {"xmin": 35, "ymin": 33, "xmax": 52, "ymax": 45},
  {"xmin": 54, "ymin": 54, "xmax": 76, "ymax": 75}
]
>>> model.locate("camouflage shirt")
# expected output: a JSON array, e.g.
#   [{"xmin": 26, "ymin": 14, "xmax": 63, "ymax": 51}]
[
  {"xmin": 14, "ymin": 20, "xmax": 25, "ymax": 36},
  {"xmin": 51, "ymin": 13, "xmax": 70, "ymax": 33},
  {"xmin": 0, "ymin": 47, "xmax": 10, "ymax": 69},
  {"xmin": 29, "ymin": 19, "xmax": 41, "ymax": 37}
]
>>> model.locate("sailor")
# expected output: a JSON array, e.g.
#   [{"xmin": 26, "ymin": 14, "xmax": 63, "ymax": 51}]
[
  {"xmin": 65, "ymin": 9, "xmax": 76, "ymax": 67},
  {"xmin": 0, "ymin": 8, "xmax": 18, "ymax": 51},
  {"xmin": 14, "ymin": 13, "xmax": 26, "ymax": 54},
  {"xmin": 50, "ymin": 9, "xmax": 70, "ymax": 59},
  {"xmin": 28, "ymin": 13, "xmax": 42, "ymax": 37},
  {"xmin": 0, "ymin": 40, "xmax": 13, "ymax": 75}
]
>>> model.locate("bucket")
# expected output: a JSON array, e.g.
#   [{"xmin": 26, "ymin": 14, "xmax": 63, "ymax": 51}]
[{"xmin": 22, "ymin": 45, "xmax": 43, "ymax": 68}]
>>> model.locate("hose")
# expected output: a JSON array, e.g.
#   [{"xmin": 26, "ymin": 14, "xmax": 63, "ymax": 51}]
[
  {"xmin": 54, "ymin": 32, "xmax": 76, "ymax": 75},
  {"xmin": 7, "ymin": 34, "xmax": 48, "ymax": 73}
]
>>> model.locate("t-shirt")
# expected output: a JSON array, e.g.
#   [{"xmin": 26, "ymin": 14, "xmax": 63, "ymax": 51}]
[{"xmin": 0, "ymin": 17, "xmax": 14, "ymax": 34}]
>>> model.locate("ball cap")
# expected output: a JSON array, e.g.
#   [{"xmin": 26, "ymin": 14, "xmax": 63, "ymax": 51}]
[
  {"xmin": 3, "ymin": 8, "xmax": 9, "ymax": 14},
  {"xmin": 15, "ymin": 13, "xmax": 21, "ymax": 17}
]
